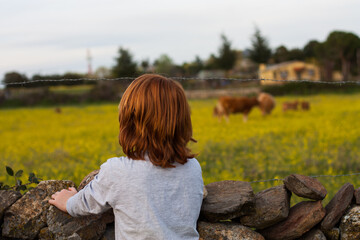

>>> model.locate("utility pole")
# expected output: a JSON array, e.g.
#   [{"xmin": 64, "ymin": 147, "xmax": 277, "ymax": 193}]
[{"xmin": 87, "ymin": 49, "xmax": 93, "ymax": 76}]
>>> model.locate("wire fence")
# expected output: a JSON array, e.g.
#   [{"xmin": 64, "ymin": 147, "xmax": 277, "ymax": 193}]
[{"xmin": 4, "ymin": 76, "xmax": 360, "ymax": 86}]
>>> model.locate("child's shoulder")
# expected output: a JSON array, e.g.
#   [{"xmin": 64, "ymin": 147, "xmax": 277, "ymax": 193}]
[
  {"xmin": 99, "ymin": 156, "xmax": 130, "ymax": 171},
  {"xmin": 102, "ymin": 156, "xmax": 130, "ymax": 167},
  {"xmin": 100, "ymin": 156, "xmax": 201, "ymax": 172},
  {"xmin": 189, "ymin": 158, "xmax": 203, "ymax": 172},
  {"xmin": 186, "ymin": 157, "xmax": 201, "ymax": 168},
  {"xmin": 174, "ymin": 157, "xmax": 202, "ymax": 172}
]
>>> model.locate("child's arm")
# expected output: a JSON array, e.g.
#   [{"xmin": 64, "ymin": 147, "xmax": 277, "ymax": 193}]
[{"xmin": 49, "ymin": 162, "xmax": 113, "ymax": 217}]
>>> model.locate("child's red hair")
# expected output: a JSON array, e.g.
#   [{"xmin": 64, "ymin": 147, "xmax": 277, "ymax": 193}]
[{"xmin": 118, "ymin": 74, "xmax": 196, "ymax": 168}]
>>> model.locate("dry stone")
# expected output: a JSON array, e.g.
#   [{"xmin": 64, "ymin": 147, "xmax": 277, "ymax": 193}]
[
  {"xmin": 101, "ymin": 223, "xmax": 115, "ymax": 240},
  {"xmin": 100, "ymin": 209, "xmax": 115, "ymax": 225},
  {"xmin": 203, "ymin": 186, "xmax": 208, "ymax": 199},
  {"xmin": 78, "ymin": 170, "xmax": 100, "ymax": 190},
  {"xmin": 240, "ymin": 185, "xmax": 291, "ymax": 229},
  {"xmin": 38, "ymin": 227, "xmax": 55, "ymax": 239},
  {"xmin": 0, "ymin": 190, "xmax": 22, "ymax": 220},
  {"xmin": 323, "ymin": 228, "xmax": 340, "ymax": 240},
  {"xmin": 339, "ymin": 205, "xmax": 360, "ymax": 240},
  {"xmin": 354, "ymin": 187, "xmax": 360, "ymax": 204},
  {"xmin": 299, "ymin": 229, "xmax": 326, "ymax": 240},
  {"xmin": 200, "ymin": 180, "xmax": 254, "ymax": 222},
  {"xmin": 283, "ymin": 174, "xmax": 327, "ymax": 200},
  {"xmin": 197, "ymin": 221, "xmax": 264, "ymax": 240},
  {"xmin": 2, "ymin": 180, "xmax": 75, "ymax": 239},
  {"xmin": 259, "ymin": 201, "xmax": 326, "ymax": 240},
  {"xmin": 321, "ymin": 183, "xmax": 354, "ymax": 231},
  {"xmin": 38, "ymin": 205, "xmax": 107, "ymax": 240}
]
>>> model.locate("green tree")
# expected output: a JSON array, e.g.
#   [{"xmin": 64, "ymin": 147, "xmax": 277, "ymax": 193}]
[
  {"xmin": 204, "ymin": 54, "xmax": 218, "ymax": 70},
  {"xmin": 216, "ymin": 34, "xmax": 237, "ymax": 74},
  {"xmin": 154, "ymin": 54, "xmax": 175, "ymax": 75},
  {"xmin": 248, "ymin": 27, "xmax": 272, "ymax": 64},
  {"xmin": 112, "ymin": 47, "xmax": 138, "ymax": 77},
  {"xmin": 140, "ymin": 59, "xmax": 150, "ymax": 73},
  {"xmin": 315, "ymin": 41, "xmax": 337, "ymax": 81},
  {"xmin": 2, "ymin": 72, "xmax": 28, "ymax": 88},
  {"xmin": 303, "ymin": 40, "xmax": 321, "ymax": 60},
  {"xmin": 325, "ymin": 31, "xmax": 360, "ymax": 81},
  {"xmin": 272, "ymin": 45, "xmax": 289, "ymax": 63},
  {"xmin": 287, "ymin": 48, "xmax": 305, "ymax": 61},
  {"xmin": 182, "ymin": 56, "xmax": 204, "ymax": 76},
  {"xmin": 272, "ymin": 46, "xmax": 304, "ymax": 63}
]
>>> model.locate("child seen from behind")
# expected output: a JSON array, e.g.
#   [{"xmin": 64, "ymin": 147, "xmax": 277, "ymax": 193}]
[{"xmin": 49, "ymin": 74, "xmax": 204, "ymax": 240}]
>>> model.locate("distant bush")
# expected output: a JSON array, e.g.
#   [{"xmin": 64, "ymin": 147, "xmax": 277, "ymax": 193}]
[
  {"xmin": 261, "ymin": 82, "xmax": 360, "ymax": 96},
  {"xmin": 87, "ymin": 81, "xmax": 126, "ymax": 102}
]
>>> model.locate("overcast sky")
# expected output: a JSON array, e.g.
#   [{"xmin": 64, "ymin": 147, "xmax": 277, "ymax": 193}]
[{"xmin": 1, "ymin": 0, "xmax": 359, "ymax": 79}]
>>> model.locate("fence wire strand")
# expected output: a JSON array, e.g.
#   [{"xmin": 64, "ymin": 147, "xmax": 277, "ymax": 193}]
[{"xmin": 4, "ymin": 76, "xmax": 360, "ymax": 86}]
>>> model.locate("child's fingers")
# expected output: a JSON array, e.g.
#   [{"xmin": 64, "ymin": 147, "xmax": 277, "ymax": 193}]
[
  {"xmin": 51, "ymin": 192, "xmax": 58, "ymax": 199},
  {"xmin": 48, "ymin": 199, "xmax": 55, "ymax": 205},
  {"xmin": 68, "ymin": 187, "xmax": 77, "ymax": 192}
]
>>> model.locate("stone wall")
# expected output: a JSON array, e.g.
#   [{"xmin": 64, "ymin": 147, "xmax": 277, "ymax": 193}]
[{"xmin": 1, "ymin": 172, "xmax": 359, "ymax": 240}]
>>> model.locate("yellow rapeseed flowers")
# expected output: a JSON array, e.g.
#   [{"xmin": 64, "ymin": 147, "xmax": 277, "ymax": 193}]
[{"xmin": 1, "ymin": 94, "xmax": 360, "ymax": 203}]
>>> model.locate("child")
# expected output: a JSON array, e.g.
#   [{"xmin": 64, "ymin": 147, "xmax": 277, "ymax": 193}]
[{"xmin": 49, "ymin": 74, "xmax": 204, "ymax": 240}]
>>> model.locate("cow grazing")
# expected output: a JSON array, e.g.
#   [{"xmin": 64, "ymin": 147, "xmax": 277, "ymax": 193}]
[
  {"xmin": 301, "ymin": 101, "xmax": 310, "ymax": 111},
  {"xmin": 282, "ymin": 101, "xmax": 299, "ymax": 112},
  {"xmin": 55, "ymin": 107, "xmax": 62, "ymax": 114},
  {"xmin": 213, "ymin": 96, "xmax": 259, "ymax": 122},
  {"xmin": 257, "ymin": 92, "xmax": 276, "ymax": 116}
]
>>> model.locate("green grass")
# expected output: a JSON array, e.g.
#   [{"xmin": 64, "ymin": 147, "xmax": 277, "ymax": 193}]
[
  {"xmin": 1, "ymin": 93, "xmax": 360, "ymax": 204},
  {"xmin": 49, "ymin": 85, "xmax": 94, "ymax": 95}
]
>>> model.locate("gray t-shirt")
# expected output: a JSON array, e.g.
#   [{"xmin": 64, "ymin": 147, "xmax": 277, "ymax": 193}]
[{"xmin": 67, "ymin": 156, "xmax": 204, "ymax": 240}]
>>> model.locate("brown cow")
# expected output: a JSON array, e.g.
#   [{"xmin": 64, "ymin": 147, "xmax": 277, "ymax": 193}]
[
  {"xmin": 55, "ymin": 107, "xmax": 62, "ymax": 114},
  {"xmin": 301, "ymin": 101, "xmax": 310, "ymax": 111},
  {"xmin": 213, "ymin": 96, "xmax": 259, "ymax": 122},
  {"xmin": 257, "ymin": 92, "xmax": 276, "ymax": 116},
  {"xmin": 282, "ymin": 101, "xmax": 299, "ymax": 112}
]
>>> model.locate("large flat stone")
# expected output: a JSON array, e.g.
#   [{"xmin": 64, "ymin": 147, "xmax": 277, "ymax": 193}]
[
  {"xmin": 0, "ymin": 190, "xmax": 22, "ymax": 220},
  {"xmin": 2, "ymin": 180, "xmax": 75, "ymax": 239},
  {"xmin": 197, "ymin": 221, "xmax": 264, "ymax": 240},
  {"xmin": 200, "ymin": 180, "xmax": 254, "ymax": 222},
  {"xmin": 259, "ymin": 201, "xmax": 326, "ymax": 240},
  {"xmin": 203, "ymin": 186, "xmax": 208, "ymax": 199},
  {"xmin": 283, "ymin": 174, "xmax": 327, "ymax": 200},
  {"xmin": 38, "ymin": 205, "xmax": 107, "ymax": 240},
  {"xmin": 339, "ymin": 205, "xmax": 360, "ymax": 240},
  {"xmin": 240, "ymin": 185, "xmax": 291, "ymax": 229},
  {"xmin": 354, "ymin": 187, "xmax": 360, "ymax": 204},
  {"xmin": 78, "ymin": 170, "xmax": 100, "ymax": 190},
  {"xmin": 321, "ymin": 183, "xmax": 354, "ymax": 231},
  {"xmin": 100, "ymin": 223, "xmax": 115, "ymax": 240}
]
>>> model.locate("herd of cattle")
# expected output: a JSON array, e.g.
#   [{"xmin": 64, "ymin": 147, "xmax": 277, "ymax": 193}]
[{"xmin": 213, "ymin": 93, "xmax": 310, "ymax": 122}]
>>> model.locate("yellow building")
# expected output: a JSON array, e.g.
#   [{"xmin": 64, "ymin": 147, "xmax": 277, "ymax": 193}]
[{"xmin": 259, "ymin": 61, "xmax": 321, "ymax": 85}]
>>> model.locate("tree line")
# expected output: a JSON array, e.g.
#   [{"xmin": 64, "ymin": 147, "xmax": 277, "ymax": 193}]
[{"xmin": 3, "ymin": 28, "xmax": 360, "ymax": 88}]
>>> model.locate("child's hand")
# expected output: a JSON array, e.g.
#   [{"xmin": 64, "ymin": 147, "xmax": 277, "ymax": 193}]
[{"xmin": 49, "ymin": 187, "xmax": 78, "ymax": 213}]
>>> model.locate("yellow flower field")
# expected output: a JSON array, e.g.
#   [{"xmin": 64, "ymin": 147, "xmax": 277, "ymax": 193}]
[{"xmin": 1, "ymin": 93, "xmax": 360, "ymax": 203}]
